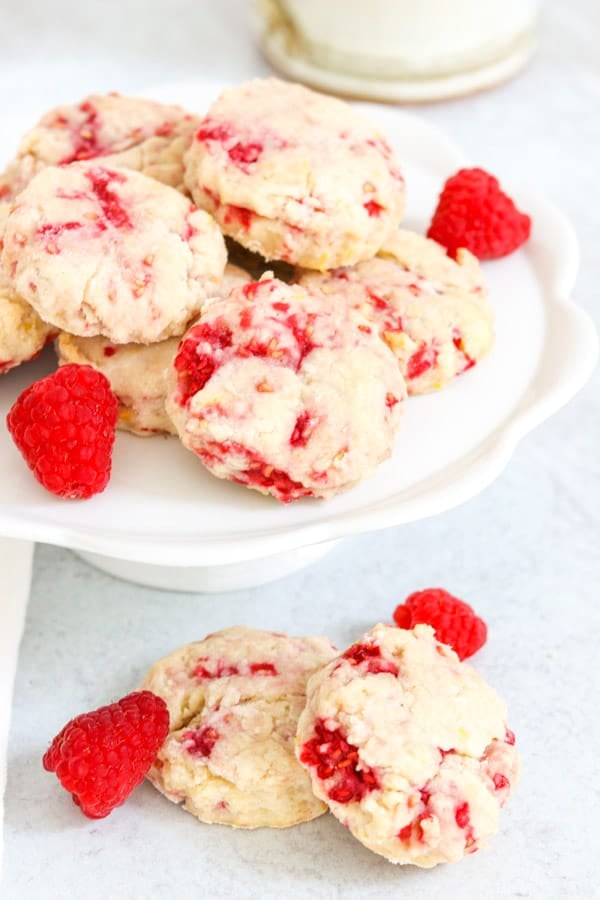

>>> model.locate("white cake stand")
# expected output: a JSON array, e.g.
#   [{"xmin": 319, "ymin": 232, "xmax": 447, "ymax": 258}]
[{"xmin": 0, "ymin": 82, "xmax": 596, "ymax": 592}]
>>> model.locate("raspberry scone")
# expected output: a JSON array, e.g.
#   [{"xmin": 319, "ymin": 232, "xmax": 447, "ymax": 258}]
[
  {"xmin": 184, "ymin": 78, "xmax": 405, "ymax": 270},
  {"xmin": 0, "ymin": 204, "xmax": 56, "ymax": 374},
  {"xmin": 141, "ymin": 626, "xmax": 337, "ymax": 829},
  {"xmin": 300, "ymin": 230, "xmax": 494, "ymax": 394},
  {"xmin": 1, "ymin": 163, "xmax": 226, "ymax": 344},
  {"xmin": 165, "ymin": 276, "xmax": 405, "ymax": 502},
  {"xmin": 54, "ymin": 264, "xmax": 251, "ymax": 436},
  {"xmin": 0, "ymin": 93, "xmax": 200, "ymax": 200},
  {"xmin": 296, "ymin": 624, "xmax": 520, "ymax": 867}
]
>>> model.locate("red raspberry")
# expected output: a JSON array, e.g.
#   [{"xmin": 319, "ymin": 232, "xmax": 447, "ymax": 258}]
[
  {"xmin": 393, "ymin": 588, "xmax": 487, "ymax": 660},
  {"xmin": 43, "ymin": 691, "xmax": 170, "ymax": 819},
  {"xmin": 427, "ymin": 167, "xmax": 531, "ymax": 260},
  {"xmin": 6, "ymin": 363, "xmax": 118, "ymax": 499}
]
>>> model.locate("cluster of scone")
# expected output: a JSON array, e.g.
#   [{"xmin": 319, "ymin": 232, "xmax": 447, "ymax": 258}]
[
  {"xmin": 0, "ymin": 79, "xmax": 494, "ymax": 502},
  {"xmin": 141, "ymin": 623, "xmax": 519, "ymax": 868}
]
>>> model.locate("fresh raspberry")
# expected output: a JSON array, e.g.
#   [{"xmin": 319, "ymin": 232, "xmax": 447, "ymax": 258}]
[
  {"xmin": 6, "ymin": 363, "xmax": 118, "ymax": 499},
  {"xmin": 427, "ymin": 167, "xmax": 531, "ymax": 260},
  {"xmin": 43, "ymin": 691, "xmax": 169, "ymax": 819},
  {"xmin": 393, "ymin": 588, "xmax": 487, "ymax": 660}
]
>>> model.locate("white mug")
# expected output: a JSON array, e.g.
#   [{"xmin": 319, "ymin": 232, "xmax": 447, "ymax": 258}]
[{"xmin": 260, "ymin": 0, "xmax": 540, "ymax": 81}]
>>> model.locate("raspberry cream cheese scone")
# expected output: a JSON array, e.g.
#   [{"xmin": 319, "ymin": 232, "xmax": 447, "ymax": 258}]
[
  {"xmin": 54, "ymin": 264, "xmax": 251, "ymax": 436},
  {"xmin": 296, "ymin": 624, "xmax": 520, "ymax": 867},
  {"xmin": 0, "ymin": 93, "xmax": 200, "ymax": 200},
  {"xmin": 0, "ymin": 204, "xmax": 56, "ymax": 374},
  {"xmin": 300, "ymin": 230, "xmax": 494, "ymax": 395},
  {"xmin": 165, "ymin": 276, "xmax": 406, "ymax": 502},
  {"xmin": 184, "ymin": 78, "xmax": 405, "ymax": 270},
  {"xmin": 141, "ymin": 626, "xmax": 337, "ymax": 829},
  {"xmin": 1, "ymin": 163, "xmax": 226, "ymax": 344}
]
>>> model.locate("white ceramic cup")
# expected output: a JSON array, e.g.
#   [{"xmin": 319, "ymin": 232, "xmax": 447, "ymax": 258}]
[{"xmin": 268, "ymin": 0, "xmax": 540, "ymax": 80}]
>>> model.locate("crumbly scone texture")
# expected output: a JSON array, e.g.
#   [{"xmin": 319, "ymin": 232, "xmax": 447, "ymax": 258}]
[
  {"xmin": 296, "ymin": 624, "xmax": 520, "ymax": 867},
  {"xmin": 141, "ymin": 625, "xmax": 337, "ymax": 828},
  {"xmin": 54, "ymin": 264, "xmax": 250, "ymax": 435},
  {"xmin": 184, "ymin": 78, "xmax": 405, "ymax": 270},
  {"xmin": 0, "ymin": 203, "xmax": 56, "ymax": 374},
  {"xmin": 0, "ymin": 93, "xmax": 200, "ymax": 200},
  {"xmin": 299, "ymin": 229, "xmax": 494, "ymax": 394},
  {"xmin": 165, "ymin": 276, "xmax": 405, "ymax": 502},
  {"xmin": 1, "ymin": 163, "xmax": 226, "ymax": 344}
]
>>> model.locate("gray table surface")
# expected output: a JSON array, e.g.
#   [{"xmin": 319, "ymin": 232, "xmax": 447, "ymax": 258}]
[{"xmin": 2, "ymin": 1, "xmax": 599, "ymax": 897}]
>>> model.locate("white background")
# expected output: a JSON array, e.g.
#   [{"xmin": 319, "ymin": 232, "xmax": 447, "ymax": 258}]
[{"xmin": 1, "ymin": 1, "xmax": 599, "ymax": 898}]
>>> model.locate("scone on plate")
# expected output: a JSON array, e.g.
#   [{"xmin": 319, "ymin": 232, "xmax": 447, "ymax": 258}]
[
  {"xmin": 1, "ymin": 163, "xmax": 226, "ymax": 344},
  {"xmin": 166, "ymin": 275, "xmax": 406, "ymax": 501},
  {"xmin": 0, "ymin": 92, "xmax": 200, "ymax": 200},
  {"xmin": 300, "ymin": 229, "xmax": 494, "ymax": 394},
  {"xmin": 184, "ymin": 78, "xmax": 405, "ymax": 270}
]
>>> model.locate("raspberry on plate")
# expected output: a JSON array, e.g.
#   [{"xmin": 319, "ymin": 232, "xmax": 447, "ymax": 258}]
[
  {"xmin": 6, "ymin": 363, "xmax": 119, "ymax": 499},
  {"xmin": 393, "ymin": 587, "xmax": 487, "ymax": 660},
  {"xmin": 43, "ymin": 691, "xmax": 169, "ymax": 819},
  {"xmin": 427, "ymin": 167, "xmax": 531, "ymax": 261}
]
